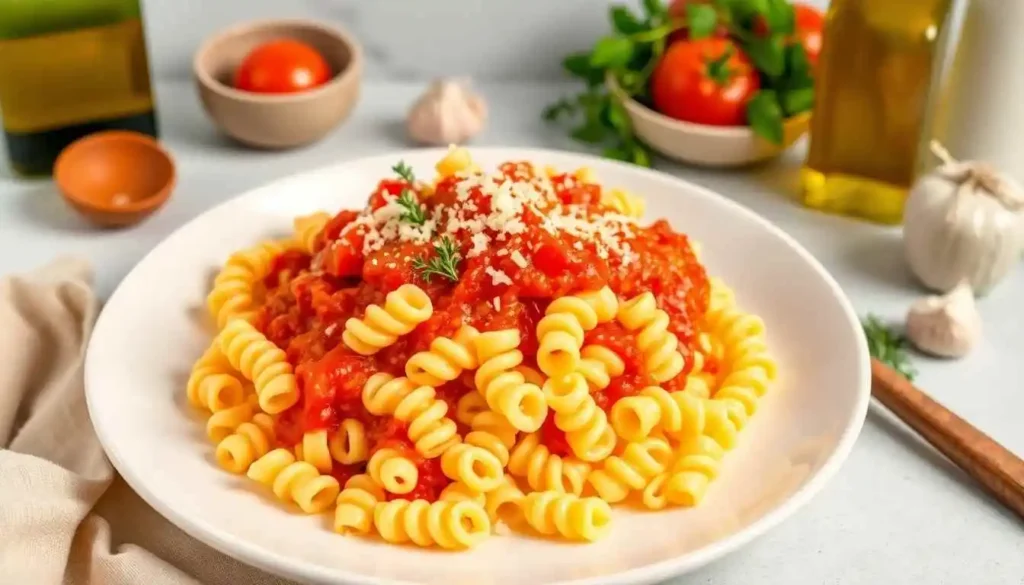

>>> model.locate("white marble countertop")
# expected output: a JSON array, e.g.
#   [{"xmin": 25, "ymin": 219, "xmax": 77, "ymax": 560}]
[{"xmin": 2, "ymin": 78, "xmax": 1021, "ymax": 584}]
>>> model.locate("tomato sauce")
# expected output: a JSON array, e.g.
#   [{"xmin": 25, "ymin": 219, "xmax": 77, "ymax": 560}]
[{"xmin": 252, "ymin": 161, "xmax": 709, "ymax": 500}]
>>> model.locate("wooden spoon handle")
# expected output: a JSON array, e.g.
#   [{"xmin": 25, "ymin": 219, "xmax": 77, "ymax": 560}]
[{"xmin": 870, "ymin": 358, "xmax": 1024, "ymax": 520}]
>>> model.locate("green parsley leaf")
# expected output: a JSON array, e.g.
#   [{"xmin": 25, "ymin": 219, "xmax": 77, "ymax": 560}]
[
  {"xmin": 686, "ymin": 4, "xmax": 719, "ymax": 39},
  {"xmin": 412, "ymin": 236, "xmax": 461, "ymax": 283},
  {"xmin": 611, "ymin": 5, "xmax": 646, "ymax": 34},
  {"xmin": 764, "ymin": 0, "xmax": 795, "ymax": 35},
  {"xmin": 392, "ymin": 161, "xmax": 416, "ymax": 184},
  {"xmin": 629, "ymin": 142, "xmax": 653, "ymax": 167},
  {"xmin": 542, "ymin": 98, "xmax": 576, "ymax": 122},
  {"xmin": 563, "ymin": 53, "xmax": 604, "ymax": 86},
  {"xmin": 784, "ymin": 43, "xmax": 814, "ymax": 87},
  {"xmin": 744, "ymin": 34, "xmax": 786, "ymax": 78},
  {"xmin": 641, "ymin": 0, "xmax": 668, "ymax": 23},
  {"xmin": 590, "ymin": 36, "xmax": 635, "ymax": 69},
  {"xmin": 746, "ymin": 90, "xmax": 784, "ymax": 144},
  {"xmin": 781, "ymin": 87, "xmax": 814, "ymax": 116},
  {"xmin": 396, "ymin": 190, "xmax": 427, "ymax": 225},
  {"xmin": 863, "ymin": 314, "xmax": 917, "ymax": 381}
]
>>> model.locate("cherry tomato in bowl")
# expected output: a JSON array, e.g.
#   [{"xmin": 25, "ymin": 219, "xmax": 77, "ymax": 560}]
[
  {"xmin": 650, "ymin": 38, "xmax": 760, "ymax": 127},
  {"xmin": 233, "ymin": 39, "xmax": 332, "ymax": 94}
]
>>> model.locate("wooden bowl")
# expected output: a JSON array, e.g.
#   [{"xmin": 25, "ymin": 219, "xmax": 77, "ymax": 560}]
[
  {"xmin": 54, "ymin": 131, "xmax": 175, "ymax": 227},
  {"xmin": 194, "ymin": 19, "xmax": 363, "ymax": 149},
  {"xmin": 607, "ymin": 75, "xmax": 810, "ymax": 168}
]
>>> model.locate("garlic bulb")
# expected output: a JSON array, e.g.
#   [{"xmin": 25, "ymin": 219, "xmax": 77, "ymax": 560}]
[
  {"xmin": 903, "ymin": 141, "xmax": 1024, "ymax": 296},
  {"xmin": 406, "ymin": 79, "xmax": 487, "ymax": 146},
  {"xmin": 905, "ymin": 280, "xmax": 982, "ymax": 358}
]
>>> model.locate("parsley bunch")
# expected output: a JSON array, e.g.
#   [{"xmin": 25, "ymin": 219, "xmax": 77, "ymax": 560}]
[
  {"xmin": 544, "ymin": 0, "xmax": 816, "ymax": 167},
  {"xmin": 863, "ymin": 314, "xmax": 917, "ymax": 381}
]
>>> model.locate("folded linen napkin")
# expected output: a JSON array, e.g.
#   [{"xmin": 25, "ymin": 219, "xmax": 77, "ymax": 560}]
[{"xmin": 0, "ymin": 258, "xmax": 294, "ymax": 585}]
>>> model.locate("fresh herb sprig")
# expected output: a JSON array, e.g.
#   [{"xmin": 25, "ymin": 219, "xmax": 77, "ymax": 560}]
[
  {"xmin": 413, "ymin": 237, "xmax": 461, "ymax": 283},
  {"xmin": 544, "ymin": 0, "xmax": 816, "ymax": 165},
  {"xmin": 391, "ymin": 160, "xmax": 427, "ymax": 225},
  {"xmin": 863, "ymin": 314, "xmax": 917, "ymax": 381}
]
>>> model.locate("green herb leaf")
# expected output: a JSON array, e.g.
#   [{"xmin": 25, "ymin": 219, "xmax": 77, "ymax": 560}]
[
  {"xmin": 781, "ymin": 87, "xmax": 814, "ymax": 115},
  {"xmin": 745, "ymin": 35, "xmax": 786, "ymax": 77},
  {"xmin": 642, "ymin": 0, "xmax": 668, "ymax": 22},
  {"xmin": 603, "ymin": 146, "xmax": 631, "ymax": 162},
  {"xmin": 746, "ymin": 90, "xmax": 784, "ymax": 144},
  {"xmin": 604, "ymin": 99, "xmax": 631, "ymax": 137},
  {"xmin": 563, "ymin": 53, "xmax": 604, "ymax": 86},
  {"xmin": 396, "ymin": 190, "xmax": 427, "ymax": 225},
  {"xmin": 629, "ymin": 143, "xmax": 652, "ymax": 167},
  {"xmin": 590, "ymin": 36, "xmax": 635, "ymax": 69},
  {"xmin": 784, "ymin": 42, "xmax": 813, "ymax": 87},
  {"xmin": 611, "ymin": 5, "xmax": 645, "ymax": 34},
  {"xmin": 412, "ymin": 236, "xmax": 461, "ymax": 283},
  {"xmin": 863, "ymin": 314, "xmax": 917, "ymax": 381},
  {"xmin": 686, "ymin": 4, "xmax": 719, "ymax": 39},
  {"xmin": 392, "ymin": 161, "xmax": 416, "ymax": 184},
  {"xmin": 542, "ymin": 98, "xmax": 576, "ymax": 122},
  {"xmin": 571, "ymin": 122, "xmax": 608, "ymax": 144},
  {"xmin": 731, "ymin": 0, "xmax": 770, "ymax": 25},
  {"xmin": 764, "ymin": 0, "xmax": 795, "ymax": 35}
]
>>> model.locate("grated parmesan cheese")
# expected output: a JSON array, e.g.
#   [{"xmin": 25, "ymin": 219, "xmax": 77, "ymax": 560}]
[
  {"xmin": 493, "ymin": 297, "xmax": 501, "ymax": 311},
  {"xmin": 510, "ymin": 251, "xmax": 528, "ymax": 268},
  {"xmin": 485, "ymin": 266, "xmax": 513, "ymax": 286}
]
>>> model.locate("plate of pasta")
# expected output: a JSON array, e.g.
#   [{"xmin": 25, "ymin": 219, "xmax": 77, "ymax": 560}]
[{"xmin": 85, "ymin": 146, "xmax": 870, "ymax": 585}]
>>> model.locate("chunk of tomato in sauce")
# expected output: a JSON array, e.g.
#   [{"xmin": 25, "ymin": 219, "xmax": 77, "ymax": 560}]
[
  {"xmin": 264, "ymin": 249, "xmax": 311, "ymax": 290},
  {"xmin": 541, "ymin": 415, "xmax": 572, "ymax": 458},
  {"xmin": 298, "ymin": 347, "xmax": 373, "ymax": 430}
]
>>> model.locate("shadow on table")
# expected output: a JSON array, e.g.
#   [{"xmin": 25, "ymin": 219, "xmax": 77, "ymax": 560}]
[{"xmin": 13, "ymin": 182, "xmax": 95, "ymax": 233}]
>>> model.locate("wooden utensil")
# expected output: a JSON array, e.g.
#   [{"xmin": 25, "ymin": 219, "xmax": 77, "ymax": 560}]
[{"xmin": 871, "ymin": 358, "xmax": 1024, "ymax": 520}]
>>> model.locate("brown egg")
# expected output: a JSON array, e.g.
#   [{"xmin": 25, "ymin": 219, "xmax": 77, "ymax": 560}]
[{"xmin": 54, "ymin": 131, "xmax": 175, "ymax": 227}]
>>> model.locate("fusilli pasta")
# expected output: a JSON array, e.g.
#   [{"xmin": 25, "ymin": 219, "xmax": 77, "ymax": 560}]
[
  {"xmin": 217, "ymin": 319, "xmax": 298, "ymax": 414},
  {"xmin": 247, "ymin": 448, "xmax": 340, "ymax": 514},
  {"xmin": 343, "ymin": 284, "xmax": 433, "ymax": 356},
  {"xmin": 373, "ymin": 499, "xmax": 491, "ymax": 549}
]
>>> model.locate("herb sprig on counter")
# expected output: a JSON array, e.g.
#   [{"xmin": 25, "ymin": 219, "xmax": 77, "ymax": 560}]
[
  {"xmin": 413, "ymin": 236, "xmax": 461, "ymax": 283},
  {"xmin": 544, "ymin": 0, "xmax": 816, "ymax": 166},
  {"xmin": 863, "ymin": 314, "xmax": 917, "ymax": 381}
]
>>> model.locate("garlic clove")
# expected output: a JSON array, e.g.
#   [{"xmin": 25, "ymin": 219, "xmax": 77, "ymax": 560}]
[
  {"xmin": 406, "ymin": 78, "xmax": 487, "ymax": 146},
  {"xmin": 905, "ymin": 280, "xmax": 982, "ymax": 359}
]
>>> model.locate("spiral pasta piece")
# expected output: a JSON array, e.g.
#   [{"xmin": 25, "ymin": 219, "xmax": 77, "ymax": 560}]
[
  {"xmin": 343, "ymin": 284, "xmax": 433, "ymax": 356},
  {"xmin": 609, "ymin": 394, "xmax": 662, "ymax": 442},
  {"xmin": 334, "ymin": 474, "xmax": 384, "ymax": 535},
  {"xmin": 543, "ymin": 373, "xmax": 616, "ymax": 462},
  {"xmin": 485, "ymin": 475, "xmax": 526, "ymax": 526},
  {"xmin": 296, "ymin": 429, "xmax": 333, "ymax": 473},
  {"xmin": 586, "ymin": 438, "xmax": 673, "ymax": 503},
  {"xmin": 440, "ymin": 442, "xmax": 504, "ymax": 492},
  {"xmin": 648, "ymin": 435, "xmax": 727, "ymax": 507},
  {"xmin": 468, "ymin": 410, "xmax": 519, "ymax": 450},
  {"xmin": 519, "ymin": 492, "xmax": 612, "ymax": 542},
  {"xmin": 207, "ymin": 240, "xmax": 290, "ymax": 328},
  {"xmin": 617, "ymin": 292, "xmax": 685, "ymax": 383},
  {"xmin": 368, "ymin": 448, "xmax": 419, "ymax": 495},
  {"xmin": 507, "ymin": 433, "xmax": 591, "ymax": 495},
  {"xmin": 373, "ymin": 499, "xmax": 491, "ymax": 549},
  {"xmin": 439, "ymin": 482, "xmax": 486, "ymax": 506},
  {"xmin": 206, "ymin": 395, "xmax": 259, "ymax": 443},
  {"xmin": 217, "ymin": 319, "xmax": 298, "ymax": 414},
  {"xmin": 474, "ymin": 330, "xmax": 547, "ymax": 432},
  {"xmin": 215, "ymin": 413, "xmax": 275, "ymax": 474},
  {"xmin": 601, "ymin": 188, "xmax": 646, "ymax": 219},
  {"xmin": 626, "ymin": 386, "xmax": 708, "ymax": 442},
  {"xmin": 330, "ymin": 419, "xmax": 370, "ymax": 464},
  {"xmin": 293, "ymin": 211, "xmax": 331, "ymax": 254},
  {"xmin": 455, "ymin": 392, "xmax": 488, "ymax": 426},
  {"xmin": 463, "ymin": 430, "xmax": 511, "ymax": 468},
  {"xmin": 405, "ymin": 325, "xmax": 479, "ymax": 386},
  {"xmin": 535, "ymin": 287, "xmax": 617, "ymax": 377},
  {"xmin": 576, "ymin": 345, "xmax": 625, "ymax": 390},
  {"xmin": 247, "ymin": 448, "xmax": 340, "ymax": 514},
  {"xmin": 186, "ymin": 342, "xmax": 246, "ymax": 413}
]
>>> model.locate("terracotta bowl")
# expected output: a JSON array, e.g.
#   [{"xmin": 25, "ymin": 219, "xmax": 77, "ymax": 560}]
[
  {"xmin": 54, "ymin": 131, "xmax": 175, "ymax": 227},
  {"xmin": 607, "ymin": 74, "xmax": 810, "ymax": 168},
  {"xmin": 194, "ymin": 19, "xmax": 363, "ymax": 149}
]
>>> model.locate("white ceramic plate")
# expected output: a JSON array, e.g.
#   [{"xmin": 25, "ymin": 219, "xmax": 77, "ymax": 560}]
[{"xmin": 85, "ymin": 147, "xmax": 870, "ymax": 585}]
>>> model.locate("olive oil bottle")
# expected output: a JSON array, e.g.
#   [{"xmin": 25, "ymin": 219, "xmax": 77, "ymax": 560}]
[
  {"xmin": 0, "ymin": 0, "xmax": 158, "ymax": 176},
  {"xmin": 800, "ymin": 0, "xmax": 955, "ymax": 224}
]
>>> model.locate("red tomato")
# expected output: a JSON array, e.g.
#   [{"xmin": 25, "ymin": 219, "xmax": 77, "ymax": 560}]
[
  {"xmin": 650, "ymin": 38, "xmax": 760, "ymax": 127},
  {"xmin": 233, "ymin": 39, "xmax": 331, "ymax": 94},
  {"xmin": 793, "ymin": 4, "xmax": 825, "ymax": 67},
  {"xmin": 752, "ymin": 3, "xmax": 825, "ymax": 67}
]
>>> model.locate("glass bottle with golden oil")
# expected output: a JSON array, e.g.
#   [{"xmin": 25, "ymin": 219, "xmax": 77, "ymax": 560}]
[
  {"xmin": 0, "ymin": 0, "xmax": 158, "ymax": 176},
  {"xmin": 800, "ymin": 0, "xmax": 956, "ymax": 224}
]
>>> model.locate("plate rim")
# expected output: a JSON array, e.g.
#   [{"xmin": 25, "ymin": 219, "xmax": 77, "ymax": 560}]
[{"xmin": 85, "ymin": 146, "xmax": 871, "ymax": 585}]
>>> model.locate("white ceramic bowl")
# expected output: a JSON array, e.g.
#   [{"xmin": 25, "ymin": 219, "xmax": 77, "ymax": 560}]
[
  {"xmin": 85, "ymin": 147, "xmax": 869, "ymax": 585},
  {"xmin": 607, "ymin": 76, "xmax": 810, "ymax": 168}
]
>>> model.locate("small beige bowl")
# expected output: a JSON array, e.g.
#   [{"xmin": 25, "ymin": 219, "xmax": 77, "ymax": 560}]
[
  {"xmin": 194, "ymin": 19, "xmax": 362, "ymax": 149},
  {"xmin": 607, "ymin": 75, "xmax": 809, "ymax": 168}
]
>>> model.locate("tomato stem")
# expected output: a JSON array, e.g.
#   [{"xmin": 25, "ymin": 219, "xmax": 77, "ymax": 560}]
[{"xmin": 705, "ymin": 45, "xmax": 735, "ymax": 86}]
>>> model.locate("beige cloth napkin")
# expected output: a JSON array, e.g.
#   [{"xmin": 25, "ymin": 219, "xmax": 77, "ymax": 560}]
[{"xmin": 0, "ymin": 258, "xmax": 296, "ymax": 585}]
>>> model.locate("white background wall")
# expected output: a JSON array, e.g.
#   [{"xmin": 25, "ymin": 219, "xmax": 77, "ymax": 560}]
[{"xmin": 140, "ymin": 0, "xmax": 832, "ymax": 80}]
